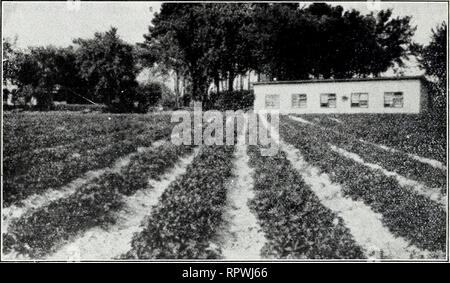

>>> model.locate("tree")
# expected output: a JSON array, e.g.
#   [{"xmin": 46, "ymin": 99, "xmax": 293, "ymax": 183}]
[
  {"xmin": 134, "ymin": 82, "xmax": 165, "ymax": 113},
  {"xmin": 416, "ymin": 22, "xmax": 447, "ymax": 110},
  {"xmin": 148, "ymin": 4, "xmax": 214, "ymax": 102},
  {"xmin": 142, "ymin": 3, "xmax": 417, "ymax": 105},
  {"xmin": 207, "ymin": 3, "xmax": 255, "ymax": 91},
  {"xmin": 2, "ymin": 36, "xmax": 19, "ymax": 87},
  {"xmin": 138, "ymin": 19, "xmax": 187, "ymax": 107},
  {"xmin": 73, "ymin": 27, "xmax": 140, "ymax": 106},
  {"xmin": 250, "ymin": 3, "xmax": 416, "ymax": 80}
]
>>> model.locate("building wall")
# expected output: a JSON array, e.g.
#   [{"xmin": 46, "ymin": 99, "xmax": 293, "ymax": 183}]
[{"xmin": 253, "ymin": 79, "xmax": 426, "ymax": 114}]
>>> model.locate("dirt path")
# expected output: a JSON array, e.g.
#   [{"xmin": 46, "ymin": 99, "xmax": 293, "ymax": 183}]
[
  {"xmin": 45, "ymin": 145, "xmax": 198, "ymax": 261},
  {"xmin": 2, "ymin": 140, "xmax": 165, "ymax": 235},
  {"xmin": 329, "ymin": 144, "xmax": 446, "ymax": 208},
  {"xmin": 213, "ymin": 117, "xmax": 267, "ymax": 260}
]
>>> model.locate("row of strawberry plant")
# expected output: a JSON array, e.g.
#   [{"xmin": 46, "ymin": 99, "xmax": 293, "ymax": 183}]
[
  {"xmin": 4, "ymin": 124, "xmax": 152, "ymax": 177},
  {"xmin": 4, "ymin": 121, "xmax": 173, "ymax": 206},
  {"xmin": 3, "ymin": 143, "xmax": 194, "ymax": 258},
  {"xmin": 281, "ymin": 117, "xmax": 446, "ymax": 252},
  {"xmin": 124, "ymin": 144, "xmax": 236, "ymax": 259},
  {"xmin": 4, "ymin": 113, "xmax": 171, "ymax": 157},
  {"xmin": 247, "ymin": 145, "xmax": 365, "ymax": 259},
  {"xmin": 290, "ymin": 115, "xmax": 446, "ymax": 190},
  {"xmin": 299, "ymin": 114, "xmax": 446, "ymax": 163}
]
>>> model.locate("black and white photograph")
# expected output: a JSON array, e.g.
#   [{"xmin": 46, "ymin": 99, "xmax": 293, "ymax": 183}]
[{"xmin": 1, "ymin": 0, "xmax": 448, "ymax": 267}]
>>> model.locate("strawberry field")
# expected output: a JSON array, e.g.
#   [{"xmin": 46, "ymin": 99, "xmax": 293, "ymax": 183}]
[{"xmin": 2, "ymin": 111, "xmax": 447, "ymax": 260}]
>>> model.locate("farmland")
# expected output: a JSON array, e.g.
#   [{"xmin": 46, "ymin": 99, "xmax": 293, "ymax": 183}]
[{"xmin": 1, "ymin": 111, "xmax": 447, "ymax": 260}]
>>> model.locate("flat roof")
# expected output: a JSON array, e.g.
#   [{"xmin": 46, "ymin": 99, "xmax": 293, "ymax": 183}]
[{"xmin": 252, "ymin": 75, "xmax": 425, "ymax": 85}]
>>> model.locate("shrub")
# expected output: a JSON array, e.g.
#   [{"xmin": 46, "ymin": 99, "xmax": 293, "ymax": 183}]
[
  {"xmin": 205, "ymin": 90, "xmax": 254, "ymax": 111},
  {"xmin": 52, "ymin": 103, "xmax": 106, "ymax": 112},
  {"xmin": 33, "ymin": 87, "xmax": 54, "ymax": 110},
  {"xmin": 131, "ymin": 83, "xmax": 161, "ymax": 113}
]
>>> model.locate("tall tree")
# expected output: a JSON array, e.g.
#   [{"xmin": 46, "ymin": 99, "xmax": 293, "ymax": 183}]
[
  {"xmin": 250, "ymin": 3, "xmax": 416, "ymax": 80},
  {"xmin": 416, "ymin": 22, "xmax": 447, "ymax": 110},
  {"xmin": 146, "ymin": 3, "xmax": 214, "ymax": 102},
  {"xmin": 2, "ymin": 37, "xmax": 19, "ymax": 87},
  {"xmin": 207, "ymin": 3, "xmax": 255, "ymax": 91},
  {"xmin": 73, "ymin": 27, "xmax": 140, "ymax": 105}
]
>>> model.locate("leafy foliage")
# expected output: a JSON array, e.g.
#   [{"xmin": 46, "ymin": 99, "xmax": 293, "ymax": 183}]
[
  {"xmin": 3, "ymin": 113, "xmax": 173, "ymax": 206},
  {"xmin": 304, "ymin": 113, "xmax": 447, "ymax": 163},
  {"xmin": 125, "ymin": 145, "xmax": 235, "ymax": 259},
  {"xmin": 142, "ymin": 3, "xmax": 417, "ymax": 104},
  {"xmin": 416, "ymin": 22, "xmax": 447, "ymax": 110},
  {"xmin": 281, "ymin": 117, "xmax": 446, "ymax": 252},
  {"xmin": 247, "ymin": 145, "xmax": 365, "ymax": 259},
  {"xmin": 74, "ymin": 27, "xmax": 140, "ymax": 108},
  {"xmin": 4, "ymin": 142, "xmax": 194, "ymax": 258},
  {"xmin": 251, "ymin": 3, "xmax": 416, "ymax": 80},
  {"xmin": 205, "ymin": 90, "xmax": 254, "ymax": 111}
]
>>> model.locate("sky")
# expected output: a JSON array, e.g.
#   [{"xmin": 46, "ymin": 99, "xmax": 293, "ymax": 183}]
[
  {"xmin": 2, "ymin": 1, "xmax": 448, "ymax": 76},
  {"xmin": 2, "ymin": 1, "xmax": 448, "ymax": 48}
]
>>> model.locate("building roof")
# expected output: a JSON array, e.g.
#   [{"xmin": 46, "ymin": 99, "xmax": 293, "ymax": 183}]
[{"xmin": 252, "ymin": 75, "xmax": 425, "ymax": 86}]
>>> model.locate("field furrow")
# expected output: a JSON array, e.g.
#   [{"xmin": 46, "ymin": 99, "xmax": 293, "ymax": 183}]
[
  {"xmin": 329, "ymin": 144, "xmax": 446, "ymax": 207},
  {"xmin": 1, "ymin": 139, "xmax": 154, "ymax": 235},
  {"xmin": 288, "ymin": 115, "xmax": 446, "ymax": 190},
  {"xmin": 296, "ymin": 114, "xmax": 446, "ymax": 163},
  {"xmin": 281, "ymin": 117, "xmax": 446, "ymax": 253},
  {"xmin": 3, "ymin": 123, "xmax": 173, "ymax": 206},
  {"xmin": 3, "ymin": 113, "xmax": 170, "ymax": 156},
  {"xmin": 46, "ymin": 147, "xmax": 198, "ymax": 260},
  {"xmin": 282, "ymin": 140, "xmax": 441, "ymax": 259},
  {"xmin": 212, "ymin": 122, "xmax": 267, "ymax": 260},
  {"xmin": 123, "ymin": 144, "xmax": 236, "ymax": 259},
  {"xmin": 243, "ymin": 115, "xmax": 365, "ymax": 259},
  {"xmin": 358, "ymin": 139, "xmax": 447, "ymax": 171},
  {"xmin": 3, "ymin": 142, "xmax": 194, "ymax": 259}
]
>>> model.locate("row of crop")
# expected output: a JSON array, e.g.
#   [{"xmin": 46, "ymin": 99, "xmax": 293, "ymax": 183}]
[
  {"xmin": 300, "ymin": 114, "xmax": 446, "ymax": 163},
  {"xmin": 3, "ymin": 113, "xmax": 171, "ymax": 157},
  {"xmin": 3, "ymin": 142, "xmax": 194, "ymax": 258},
  {"xmin": 281, "ymin": 117, "xmax": 446, "ymax": 252},
  {"xmin": 247, "ymin": 145, "xmax": 365, "ymax": 259},
  {"xmin": 290, "ymin": 115, "xmax": 446, "ymax": 190},
  {"xmin": 123, "ymin": 145, "xmax": 236, "ymax": 259},
  {"xmin": 4, "ymin": 121, "xmax": 174, "ymax": 206},
  {"xmin": 4, "ymin": 124, "xmax": 150, "ymax": 177}
]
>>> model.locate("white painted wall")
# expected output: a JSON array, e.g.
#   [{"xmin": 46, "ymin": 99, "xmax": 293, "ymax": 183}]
[{"xmin": 253, "ymin": 79, "xmax": 427, "ymax": 114}]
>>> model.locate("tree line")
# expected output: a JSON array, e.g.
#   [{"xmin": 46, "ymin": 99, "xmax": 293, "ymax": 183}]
[{"xmin": 2, "ymin": 2, "xmax": 447, "ymax": 111}]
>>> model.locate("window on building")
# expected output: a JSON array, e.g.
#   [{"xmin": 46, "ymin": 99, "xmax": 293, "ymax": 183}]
[
  {"xmin": 292, "ymin": 93, "xmax": 307, "ymax": 108},
  {"xmin": 384, "ymin": 92, "xmax": 403, "ymax": 108},
  {"xmin": 265, "ymin": 94, "xmax": 280, "ymax": 108},
  {"xmin": 351, "ymin": 93, "xmax": 369, "ymax": 108},
  {"xmin": 320, "ymin": 93, "xmax": 336, "ymax": 108}
]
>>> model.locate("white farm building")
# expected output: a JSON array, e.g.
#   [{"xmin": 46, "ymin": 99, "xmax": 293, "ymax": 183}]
[{"xmin": 253, "ymin": 76, "xmax": 430, "ymax": 114}]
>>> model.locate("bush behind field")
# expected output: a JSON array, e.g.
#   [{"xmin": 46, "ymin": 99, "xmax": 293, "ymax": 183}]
[
  {"xmin": 204, "ymin": 90, "xmax": 254, "ymax": 111},
  {"xmin": 52, "ymin": 103, "xmax": 107, "ymax": 112}
]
